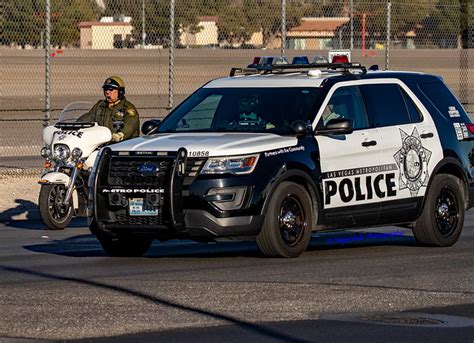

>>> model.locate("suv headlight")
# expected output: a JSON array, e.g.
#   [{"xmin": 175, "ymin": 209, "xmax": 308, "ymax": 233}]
[
  {"xmin": 53, "ymin": 144, "xmax": 71, "ymax": 161},
  {"xmin": 201, "ymin": 154, "xmax": 259, "ymax": 175}
]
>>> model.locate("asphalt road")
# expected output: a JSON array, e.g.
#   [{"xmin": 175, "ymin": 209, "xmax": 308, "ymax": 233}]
[{"xmin": 0, "ymin": 208, "xmax": 473, "ymax": 342}]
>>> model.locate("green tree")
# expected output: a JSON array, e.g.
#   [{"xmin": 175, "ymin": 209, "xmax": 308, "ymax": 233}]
[
  {"xmin": 3, "ymin": 0, "xmax": 100, "ymax": 47},
  {"xmin": 242, "ymin": 0, "xmax": 305, "ymax": 47},
  {"xmin": 52, "ymin": 0, "xmax": 101, "ymax": 47},
  {"xmin": 217, "ymin": 3, "xmax": 257, "ymax": 45},
  {"xmin": 432, "ymin": 0, "xmax": 463, "ymax": 44},
  {"xmin": 347, "ymin": 0, "xmax": 434, "ymax": 47},
  {"xmin": 3, "ymin": 0, "xmax": 44, "ymax": 47}
]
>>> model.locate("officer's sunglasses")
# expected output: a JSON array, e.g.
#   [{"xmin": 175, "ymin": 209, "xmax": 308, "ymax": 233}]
[{"xmin": 103, "ymin": 87, "xmax": 117, "ymax": 92}]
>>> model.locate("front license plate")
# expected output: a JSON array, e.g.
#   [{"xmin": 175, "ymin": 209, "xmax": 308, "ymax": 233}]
[{"xmin": 129, "ymin": 198, "xmax": 158, "ymax": 216}]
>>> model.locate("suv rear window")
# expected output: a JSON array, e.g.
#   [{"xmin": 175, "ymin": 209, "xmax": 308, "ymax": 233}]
[{"xmin": 418, "ymin": 82, "xmax": 471, "ymax": 123}]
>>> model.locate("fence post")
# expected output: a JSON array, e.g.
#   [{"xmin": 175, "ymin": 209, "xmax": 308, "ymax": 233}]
[
  {"xmin": 460, "ymin": 0, "xmax": 467, "ymax": 109},
  {"xmin": 142, "ymin": 0, "xmax": 146, "ymax": 48},
  {"xmin": 281, "ymin": 0, "xmax": 286, "ymax": 57},
  {"xmin": 385, "ymin": 0, "xmax": 391, "ymax": 70},
  {"xmin": 168, "ymin": 0, "xmax": 175, "ymax": 110},
  {"xmin": 44, "ymin": 0, "xmax": 51, "ymax": 127},
  {"xmin": 350, "ymin": 0, "xmax": 354, "ymax": 50}
]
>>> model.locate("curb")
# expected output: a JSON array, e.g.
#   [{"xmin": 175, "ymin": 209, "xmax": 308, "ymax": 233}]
[
  {"xmin": 0, "ymin": 146, "xmax": 42, "ymax": 157},
  {"xmin": 0, "ymin": 168, "xmax": 43, "ymax": 178}
]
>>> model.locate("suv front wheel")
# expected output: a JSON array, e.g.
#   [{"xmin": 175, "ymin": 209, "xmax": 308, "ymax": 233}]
[
  {"xmin": 257, "ymin": 181, "xmax": 314, "ymax": 258},
  {"xmin": 413, "ymin": 174, "xmax": 465, "ymax": 246}
]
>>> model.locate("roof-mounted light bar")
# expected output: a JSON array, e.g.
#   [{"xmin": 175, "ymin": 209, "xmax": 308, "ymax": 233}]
[{"xmin": 230, "ymin": 62, "xmax": 367, "ymax": 77}]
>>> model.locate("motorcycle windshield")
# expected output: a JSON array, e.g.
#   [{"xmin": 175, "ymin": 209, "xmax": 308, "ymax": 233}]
[{"xmin": 58, "ymin": 102, "xmax": 93, "ymax": 123}]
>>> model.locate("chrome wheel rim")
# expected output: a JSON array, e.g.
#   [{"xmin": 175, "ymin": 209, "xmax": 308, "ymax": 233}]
[
  {"xmin": 48, "ymin": 185, "xmax": 72, "ymax": 222},
  {"xmin": 279, "ymin": 194, "xmax": 305, "ymax": 246},
  {"xmin": 434, "ymin": 186, "xmax": 459, "ymax": 237}
]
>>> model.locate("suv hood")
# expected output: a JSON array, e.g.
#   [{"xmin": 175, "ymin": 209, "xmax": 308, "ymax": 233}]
[{"xmin": 111, "ymin": 132, "xmax": 298, "ymax": 156}]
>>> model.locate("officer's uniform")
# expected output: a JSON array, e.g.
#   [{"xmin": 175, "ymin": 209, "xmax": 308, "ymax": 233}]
[{"xmin": 78, "ymin": 97, "xmax": 139, "ymax": 140}]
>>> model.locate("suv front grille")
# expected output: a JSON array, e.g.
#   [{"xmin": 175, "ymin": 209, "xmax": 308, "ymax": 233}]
[
  {"xmin": 108, "ymin": 157, "xmax": 172, "ymax": 187},
  {"xmin": 107, "ymin": 156, "xmax": 205, "ymax": 187},
  {"xmin": 115, "ymin": 212, "xmax": 163, "ymax": 225}
]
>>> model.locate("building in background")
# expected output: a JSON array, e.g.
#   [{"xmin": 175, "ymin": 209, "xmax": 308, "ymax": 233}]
[
  {"xmin": 180, "ymin": 16, "xmax": 263, "ymax": 48},
  {"xmin": 180, "ymin": 16, "xmax": 219, "ymax": 47},
  {"xmin": 287, "ymin": 17, "xmax": 350, "ymax": 50},
  {"xmin": 79, "ymin": 17, "xmax": 133, "ymax": 49}
]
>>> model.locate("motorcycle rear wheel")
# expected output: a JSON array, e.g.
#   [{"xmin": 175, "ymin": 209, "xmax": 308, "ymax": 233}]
[{"xmin": 39, "ymin": 184, "xmax": 74, "ymax": 230}]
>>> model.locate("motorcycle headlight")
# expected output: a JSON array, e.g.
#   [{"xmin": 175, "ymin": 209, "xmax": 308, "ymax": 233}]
[
  {"xmin": 201, "ymin": 154, "xmax": 259, "ymax": 175},
  {"xmin": 40, "ymin": 146, "xmax": 51, "ymax": 158},
  {"xmin": 53, "ymin": 144, "xmax": 71, "ymax": 161},
  {"xmin": 71, "ymin": 147, "xmax": 83, "ymax": 160}
]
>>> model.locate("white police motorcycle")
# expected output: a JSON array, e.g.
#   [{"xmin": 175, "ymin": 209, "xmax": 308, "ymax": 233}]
[{"xmin": 39, "ymin": 102, "xmax": 112, "ymax": 229}]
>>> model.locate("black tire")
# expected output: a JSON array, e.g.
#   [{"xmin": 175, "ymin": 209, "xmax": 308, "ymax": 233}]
[
  {"xmin": 413, "ymin": 174, "xmax": 465, "ymax": 246},
  {"xmin": 256, "ymin": 181, "xmax": 314, "ymax": 258},
  {"xmin": 38, "ymin": 184, "xmax": 74, "ymax": 230},
  {"xmin": 97, "ymin": 233, "xmax": 153, "ymax": 257}
]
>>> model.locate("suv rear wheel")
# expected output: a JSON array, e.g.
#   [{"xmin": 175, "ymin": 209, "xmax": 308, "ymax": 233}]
[
  {"xmin": 413, "ymin": 174, "xmax": 465, "ymax": 246},
  {"xmin": 257, "ymin": 181, "xmax": 314, "ymax": 258}
]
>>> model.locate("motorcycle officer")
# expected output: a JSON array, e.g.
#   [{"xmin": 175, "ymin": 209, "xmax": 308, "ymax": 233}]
[{"xmin": 78, "ymin": 76, "xmax": 140, "ymax": 142}]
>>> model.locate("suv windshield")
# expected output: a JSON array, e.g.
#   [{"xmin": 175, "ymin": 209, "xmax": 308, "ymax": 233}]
[{"xmin": 159, "ymin": 87, "xmax": 321, "ymax": 134}]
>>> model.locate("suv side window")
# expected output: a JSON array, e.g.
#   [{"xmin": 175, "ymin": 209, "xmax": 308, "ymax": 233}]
[
  {"xmin": 419, "ymin": 82, "xmax": 471, "ymax": 122},
  {"xmin": 361, "ymin": 84, "xmax": 411, "ymax": 127},
  {"xmin": 400, "ymin": 88, "xmax": 423, "ymax": 123},
  {"xmin": 320, "ymin": 86, "xmax": 369, "ymax": 130}
]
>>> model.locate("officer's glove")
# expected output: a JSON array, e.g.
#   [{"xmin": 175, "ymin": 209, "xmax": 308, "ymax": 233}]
[{"xmin": 111, "ymin": 132, "xmax": 125, "ymax": 142}]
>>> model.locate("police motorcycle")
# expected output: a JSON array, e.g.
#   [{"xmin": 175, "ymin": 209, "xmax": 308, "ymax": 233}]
[{"xmin": 38, "ymin": 102, "xmax": 113, "ymax": 229}]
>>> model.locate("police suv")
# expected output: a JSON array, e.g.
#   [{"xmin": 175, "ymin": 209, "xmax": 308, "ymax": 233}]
[{"xmin": 88, "ymin": 62, "xmax": 474, "ymax": 258}]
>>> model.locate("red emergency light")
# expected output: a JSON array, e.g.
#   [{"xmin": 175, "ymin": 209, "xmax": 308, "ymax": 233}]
[{"xmin": 332, "ymin": 55, "xmax": 349, "ymax": 63}]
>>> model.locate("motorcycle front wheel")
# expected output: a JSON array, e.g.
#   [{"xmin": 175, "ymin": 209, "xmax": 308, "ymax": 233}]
[{"xmin": 38, "ymin": 184, "xmax": 74, "ymax": 230}]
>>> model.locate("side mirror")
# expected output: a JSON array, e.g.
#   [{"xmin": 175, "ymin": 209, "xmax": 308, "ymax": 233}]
[
  {"xmin": 290, "ymin": 120, "xmax": 312, "ymax": 136},
  {"xmin": 141, "ymin": 119, "xmax": 161, "ymax": 135},
  {"xmin": 314, "ymin": 118, "xmax": 353, "ymax": 135}
]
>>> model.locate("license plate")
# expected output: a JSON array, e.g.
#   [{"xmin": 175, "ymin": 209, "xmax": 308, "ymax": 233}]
[{"xmin": 129, "ymin": 198, "xmax": 158, "ymax": 216}]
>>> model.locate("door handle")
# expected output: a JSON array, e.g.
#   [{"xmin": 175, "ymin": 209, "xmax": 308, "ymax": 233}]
[
  {"xmin": 420, "ymin": 132, "xmax": 434, "ymax": 139},
  {"xmin": 361, "ymin": 140, "xmax": 377, "ymax": 147}
]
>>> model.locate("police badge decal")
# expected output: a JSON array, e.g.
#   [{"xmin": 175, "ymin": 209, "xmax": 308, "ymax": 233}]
[{"xmin": 393, "ymin": 127, "xmax": 432, "ymax": 197}]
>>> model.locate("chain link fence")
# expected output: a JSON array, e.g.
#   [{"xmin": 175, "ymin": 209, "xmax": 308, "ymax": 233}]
[{"xmin": 1, "ymin": 0, "xmax": 473, "ymax": 174}]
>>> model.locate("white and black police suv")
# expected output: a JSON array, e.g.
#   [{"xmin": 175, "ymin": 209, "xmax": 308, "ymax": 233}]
[{"xmin": 88, "ymin": 62, "xmax": 474, "ymax": 258}]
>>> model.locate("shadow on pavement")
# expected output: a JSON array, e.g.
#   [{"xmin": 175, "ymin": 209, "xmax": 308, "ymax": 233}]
[
  {"xmin": 22, "ymin": 228, "xmax": 417, "ymax": 259},
  {"xmin": 0, "ymin": 199, "xmax": 87, "ymax": 230},
  {"xmin": 310, "ymin": 229, "xmax": 417, "ymax": 251},
  {"xmin": 0, "ymin": 199, "xmax": 41, "ymax": 228},
  {"xmin": 70, "ymin": 317, "xmax": 474, "ymax": 343},
  {"xmin": 24, "ymin": 233, "xmax": 107, "ymax": 257}
]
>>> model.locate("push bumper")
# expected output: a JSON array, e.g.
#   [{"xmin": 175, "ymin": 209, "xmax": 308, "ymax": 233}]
[{"xmin": 90, "ymin": 210, "xmax": 263, "ymax": 240}]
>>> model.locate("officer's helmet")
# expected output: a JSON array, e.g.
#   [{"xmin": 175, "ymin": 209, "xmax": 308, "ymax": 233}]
[{"xmin": 102, "ymin": 76, "xmax": 125, "ymax": 99}]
